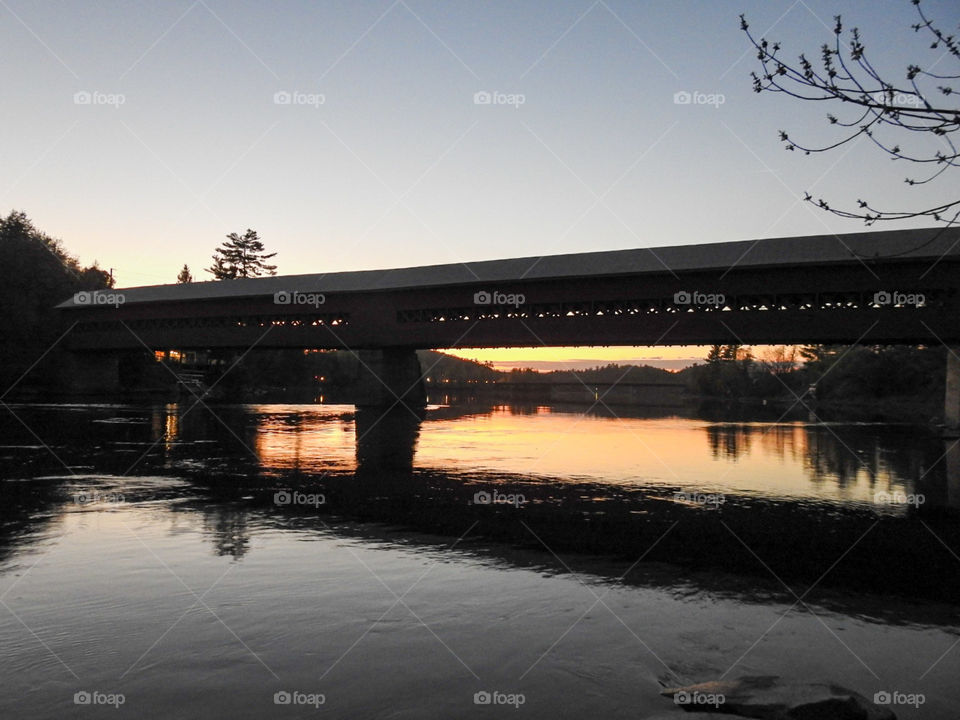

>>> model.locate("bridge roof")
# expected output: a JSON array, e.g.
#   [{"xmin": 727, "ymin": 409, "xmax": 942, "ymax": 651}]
[{"xmin": 57, "ymin": 227, "xmax": 960, "ymax": 308}]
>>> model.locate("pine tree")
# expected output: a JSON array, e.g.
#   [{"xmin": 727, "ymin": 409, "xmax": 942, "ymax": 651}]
[
  {"xmin": 706, "ymin": 345, "xmax": 723, "ymax": 364},
  {"xmin": 721, "ymin": 344, "xmax": 742, "ymax": 362},
  {"xmin": 177, "ymin": 264, "xmax": 193, "ymax": 283},
  {"xmin": 206, "ymin": 229, "xmax": 277, "ymax": 280}
]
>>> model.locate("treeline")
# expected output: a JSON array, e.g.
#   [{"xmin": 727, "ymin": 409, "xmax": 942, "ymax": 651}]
[
  {"xmin": 212, "ymin": 355, "xmax": 678, "ymax": 398},
  {"xmin": 683, "ymin": 344, "xmax": 945, "ymax": 405},
  {"xmin": 418, "ymin": 352, "xmax": 501, "ymax": 383},
  {"xmin": 0, "ymin": 212, "xmax": 113, "ymax": 391},
  {"xmin": 219, "ymin": 344, "xmax": 945, "ymax": 406},
  {"xmin": 503, "ymin": 363, "xmax": 677, "ymax": 384},
  {"xmin": 210, "ymin": 350, "xmax": 501, "ymax": 399}
]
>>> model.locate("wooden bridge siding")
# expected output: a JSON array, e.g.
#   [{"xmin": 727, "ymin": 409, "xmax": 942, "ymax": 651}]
[{"xmin": 61, "ymin": 258, "xmax": 960, "ymax": 350}]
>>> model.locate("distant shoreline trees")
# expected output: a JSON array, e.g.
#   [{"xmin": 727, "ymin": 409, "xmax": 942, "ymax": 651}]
[{"xmin": 687, "ymin": 342, "xmax": 943, "ymax": 405}]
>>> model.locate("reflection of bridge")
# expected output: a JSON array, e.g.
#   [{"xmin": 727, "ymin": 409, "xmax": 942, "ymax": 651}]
[{"xmin": 57, "ymin": 228, "xmax": 960, "ymax": 414}]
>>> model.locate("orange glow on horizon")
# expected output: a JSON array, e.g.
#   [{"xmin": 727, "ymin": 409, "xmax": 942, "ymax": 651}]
[
  {"xmin": 441, "ymin": 346, "xmax": 713, "ymax": 372},
  {"xmin": 441, "ymin": 345, "xmax": 798, "ymax": 372}
]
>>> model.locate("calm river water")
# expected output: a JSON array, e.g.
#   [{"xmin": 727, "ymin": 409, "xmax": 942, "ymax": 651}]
[{"xmin": 1, "ymin": 401, "xmax": 958, "ymax": 718}]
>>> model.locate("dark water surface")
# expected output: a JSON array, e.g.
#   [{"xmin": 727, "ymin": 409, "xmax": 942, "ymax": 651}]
[{"xmin": 1, "ymin": 401, "xmax": 958, "ymax": 718}]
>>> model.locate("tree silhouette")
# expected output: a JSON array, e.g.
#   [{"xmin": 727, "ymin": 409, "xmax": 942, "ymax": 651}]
[
  {"xmin": 176, "ymin": 264, "xmax": 193, "ymax": 284},
  {"xmin": 206, "ymin": 229, "xmax": 277, "ymax": 280},
  {"xmin": 742, "ymin": 0, "xmax": 959, "ymax": 226},
  {"xmin": 0, "ymin": 211, "xmax": 112, "ymax": 388}
]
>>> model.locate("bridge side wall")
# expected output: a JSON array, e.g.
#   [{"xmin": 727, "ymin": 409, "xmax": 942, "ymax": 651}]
[{"xmin": 59, "ymin": 258, "xmax": 960, "ymax": 350}]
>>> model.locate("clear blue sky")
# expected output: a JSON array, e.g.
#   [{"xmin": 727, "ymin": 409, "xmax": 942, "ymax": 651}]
[{"xmin": 2, "ymin": 0, "xmax": 955, "ymax": 367}]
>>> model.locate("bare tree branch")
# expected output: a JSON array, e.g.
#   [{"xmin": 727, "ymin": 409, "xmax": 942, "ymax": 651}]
[{"xmin": 742, "ymin": 0, "xmax": 959, "ymax": 226}]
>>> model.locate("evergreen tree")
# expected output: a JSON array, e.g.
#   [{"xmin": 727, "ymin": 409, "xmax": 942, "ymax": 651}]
[
  {"xmin": 720, "ymin": 344, "xmax": 742, "ymax": 361},
  {"xmin": 176, "ymin": 264, "xmax": 193, "ymax": 283},
  {"xmin": 206, "ymin": 229, "xmax": 277, "ymax": 280}
]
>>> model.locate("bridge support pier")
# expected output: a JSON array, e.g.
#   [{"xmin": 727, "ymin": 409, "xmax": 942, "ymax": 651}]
[
  {"xmin": 942, "ymin": 441, "xmax": 960, "ymax": 509},
  {"xmin": 61, "ymin": 351, "xmax": 120, "ymax": 394},
  {"xmin": 355, "ymin": 348, "xmax": 426, "ymax": 408},
  {"xmin": 946, "ymin": 349, "xmax": 960, "ymax": 434}
]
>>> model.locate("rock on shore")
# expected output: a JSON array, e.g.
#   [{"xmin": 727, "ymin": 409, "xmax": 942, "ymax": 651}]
[{"xmin": 659, "ymin": 675, "xmax": 896, "ymax": 719}]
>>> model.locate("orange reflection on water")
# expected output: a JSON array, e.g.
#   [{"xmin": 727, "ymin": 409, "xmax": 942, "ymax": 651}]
[
  {"xmin": 251, "ymin": 405, "xmax": 356, "ymax": 472},
  {"xmin": 240, "ymin": 404, "xmax": 920, "ymax": 506},
  {"xmin": 413, "ymin": 409, "xmax": 911, "ymax": 505}
]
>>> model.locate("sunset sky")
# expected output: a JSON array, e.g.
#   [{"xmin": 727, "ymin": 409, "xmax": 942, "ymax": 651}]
[
  {"xmin": 3, "ymin": 0, "xmax": 954, "ymax": 369},
  {"xmin": 444, "ymin": 345, "xmax": 713, "ymax": 372}
]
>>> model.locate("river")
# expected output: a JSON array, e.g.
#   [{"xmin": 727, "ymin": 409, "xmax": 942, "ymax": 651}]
[{"xmin": 0, "ymin": 401, "xmax": 957, "ymax": 718}]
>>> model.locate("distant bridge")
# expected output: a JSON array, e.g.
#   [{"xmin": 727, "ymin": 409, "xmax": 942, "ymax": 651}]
[{"xmin": 56, "ymin": 227, "xmax": 960, "ymax": 414}]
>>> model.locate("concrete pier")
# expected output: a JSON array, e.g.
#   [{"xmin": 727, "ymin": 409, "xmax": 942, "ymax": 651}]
[
  {"xmin": 61, "ymin": 351, "xmax": 120, "ymax": 394},
  {"xmin": 945, "ymin": 349, "xmax": 960, "ymax": 433},
  {"xmin": 354, "ymin": 348, "xmax": 426, "ymax": 408}
]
